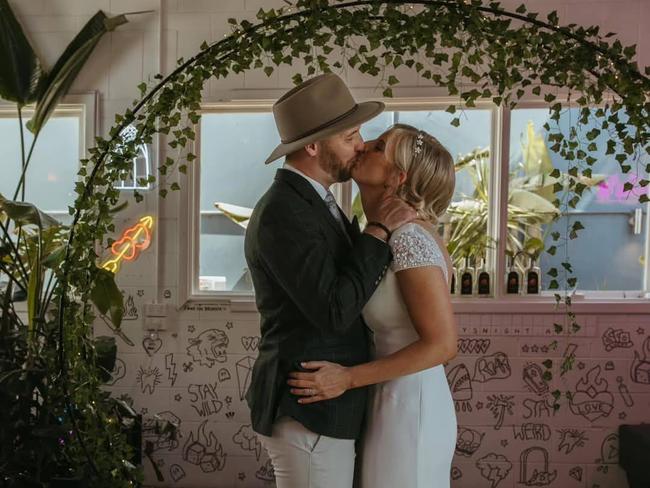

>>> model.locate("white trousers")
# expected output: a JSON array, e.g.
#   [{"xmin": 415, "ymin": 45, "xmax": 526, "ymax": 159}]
[{"xmin": 257, "ymin": 416, "xmax": 356, "ymax": 488}]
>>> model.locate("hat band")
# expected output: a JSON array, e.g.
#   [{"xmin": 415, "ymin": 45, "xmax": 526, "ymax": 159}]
[{"xmin": 281, "ymin": 104, "xmax": 359, "ymax": 144}]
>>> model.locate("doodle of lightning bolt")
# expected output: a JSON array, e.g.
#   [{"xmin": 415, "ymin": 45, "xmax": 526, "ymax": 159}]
[{"xmin": 165, "ymin": 353, "xmax": 178, "ymax": 386}]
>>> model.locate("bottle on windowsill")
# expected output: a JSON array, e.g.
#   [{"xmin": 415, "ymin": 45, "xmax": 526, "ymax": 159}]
[
  {"xmin": 505, "ymin": 254, "xmax": 522, "ymax": 295},
  {"xmin": 475, "ymin": 257, "xmax": 491, "ymax": 297},
  {"xmin": 525, "ymin": 255, "xmax": 541, "ymax": 295},
  {"xmin": 450, "ymin": 264, "xmax": 459, "ymax": 296},
  {"xmin": 459, "ymin": 256, "xmax": 475, "ymax": 296}
]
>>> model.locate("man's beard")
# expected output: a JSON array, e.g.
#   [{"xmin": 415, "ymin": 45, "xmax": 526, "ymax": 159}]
[{"xmin": 319, "ymin": 142, "xmax": 356, "ymax": 183}]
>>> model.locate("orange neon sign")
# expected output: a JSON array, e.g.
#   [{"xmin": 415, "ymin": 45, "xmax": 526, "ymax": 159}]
[{"xmin": 102, "ymin": 216, "xmax": 154, "ymax": 273}]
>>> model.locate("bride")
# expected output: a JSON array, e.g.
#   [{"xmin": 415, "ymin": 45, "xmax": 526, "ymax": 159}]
[{"xmin": 288, "ymin": 123, "xmax": 459, "ymax": 487}]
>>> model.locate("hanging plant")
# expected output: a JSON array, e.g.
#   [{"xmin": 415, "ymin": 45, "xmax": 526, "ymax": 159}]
[{"xmin": 1, "ymin": 0, "xmax": 646, "ymax": 484}]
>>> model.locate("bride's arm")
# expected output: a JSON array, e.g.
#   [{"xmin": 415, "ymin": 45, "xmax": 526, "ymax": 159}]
[{"xmin": 287, "ymin": 264, "xmax": 457, "ymax": 404}]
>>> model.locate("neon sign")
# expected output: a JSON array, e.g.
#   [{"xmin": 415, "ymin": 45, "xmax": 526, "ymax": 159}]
[{"xmin": 102, "ymin": 215, "xmax": 154, "ymax": 273}]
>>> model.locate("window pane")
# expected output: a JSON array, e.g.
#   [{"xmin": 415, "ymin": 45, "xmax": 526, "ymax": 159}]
[
  {"xmin": 352, "ymin": 109, "xmax": 493, "ymax": 265},
  {"xmin": 509, "ymin": 108, "xmax": 648, "ymax": 292},
  {"xmin": 199, "ymin": 112, "xmax": 282, "ymax": 292},
  {"xmin": 0, "ymin": 114, "xmax": 81, "ymax": 224}
]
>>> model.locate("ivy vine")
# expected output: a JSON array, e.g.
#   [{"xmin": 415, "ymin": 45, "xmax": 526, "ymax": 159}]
[{"xmin": 52, "ymin": 0, "xmax": 648, "ymax": 483}]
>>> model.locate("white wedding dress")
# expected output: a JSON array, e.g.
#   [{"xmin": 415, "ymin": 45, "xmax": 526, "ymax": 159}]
[{"xmin": 360, "ymin": 222, "xmax": 457, "ymax": 488}]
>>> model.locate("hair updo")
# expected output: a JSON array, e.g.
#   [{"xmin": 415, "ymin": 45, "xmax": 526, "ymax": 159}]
[{"xmin": 384, "ymin": 123, "xmax": 456, "ymax": 223}]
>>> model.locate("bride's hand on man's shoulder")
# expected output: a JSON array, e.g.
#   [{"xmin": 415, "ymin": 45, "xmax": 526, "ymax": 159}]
[{"xmin": 287, "ymin": 361, "xmax": 352, "ymax": 404}]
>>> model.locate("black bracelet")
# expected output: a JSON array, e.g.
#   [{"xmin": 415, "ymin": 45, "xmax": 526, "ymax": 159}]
[{"xmin": 366, "ymin": 221, "xmax": 391, "ymax": 240}]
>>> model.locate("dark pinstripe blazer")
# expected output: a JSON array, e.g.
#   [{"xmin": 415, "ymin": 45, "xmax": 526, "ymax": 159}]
[{"xmin": 243, "ymin": 168, "xmax": 391, "ymax": 439}]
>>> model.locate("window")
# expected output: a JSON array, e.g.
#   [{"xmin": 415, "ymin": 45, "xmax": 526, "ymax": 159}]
[
  {"xmin": 197, "ymin": 110, "xmax": 282, "ymax": 293},
  {"xmin": 508, "ymin": 107, "xmax": 649, "ymax": 295},
  {"xmin": 188, "ymin": 99, "xmax": 650, "ymax": 302},
  {"xmin": 0, "ymin": 95, "xmax": 95, "ymax": 226}
]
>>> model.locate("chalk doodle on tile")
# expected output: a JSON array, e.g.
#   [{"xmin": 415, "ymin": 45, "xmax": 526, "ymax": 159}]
[
  {"xmin": 256, "ymin": 458, "xmax": 275, "ymax": 482},
  {"xmin": 142, "ymin": 332, "xmax": 162, "ymax": 356},
  {"xmin": 602, "ymin": 327, "xmax": 634, "ymax": 352},
  {"xmin": 631, "ymin": 336, "xmax": 650, "ymax": 384},
  {"xmin": 241, "ymin": 336, "xmax": 260, "ymax": 351},
  {"xmin": 557, "ymin": 428, "xmax": 588, "ymax": 454},
  {"xmin": 616, "ymin": 376, "xmax": 634, "ymax": 407},
  {"xmin": 522, "ymin": 398, "xmax": 556, "ymax": 420},
  {"xmin": 596, "ymin": 433, "xmax": 619, "ymax": 466},
  {"xmin": 569, "ymin": 466, "xmax": 583, "ymax": 482},
  {"xmin": 182, "ymin": 362, "xmax": 193, "ymax": 373},
  {"xmin": 560, "ymin": 343, "xmax": 578, "ymax": 375},
  {"xmin": 107, "ymin": 358, "xmax": 126, "ymax": 386},
  {"xmin": 226, "ymin": 321, "xmax": 234, "ymax": 330},
  {"xmin": 486, "ymin": 394, "xmax": 515, "ymax": 430},
  {"xmin": 137, "ymin": 289, "xmax": 144, "ymax": 297},
  {"xmin": 226, "ymin": 411, "xmax": 235, "ymax": 419},
  {"xmin": 233, "ymin": 424, "xmax": 262, "ymax": 460},
  {"xmin": 604, "ymin": 360, "xmax": 615, "ymax": 371},
  {"xmin": 165, "ymin": 353, "xmax": 178, "ymax": 386},
  {"xmin": 187, "ymin": 329, "xmax": 229, "ymax": 367},
  {"xmin": 183, "ymin": 420, "xmax": 227, "ymax": 472},
  {"xmin": 169, "ymin": 464, "xmax": 186, "ymax": 482},
  {"xmin": 122, "ymin": 294, "xmax": 139, "ymax": 321},
  {"xmin": 236, "ymin": 356, "xmax": 255, "ymax": 401},
  {"xmin": 218, "ymin": 368, "xmax": 232, "ymax": 383},
  {"xmin": 476, "ymin": 452, "xmax": 512, "ymax": 488},
  {"xmin": 458, "ymin": 338, "xmax": 490, "ymax": 354},
  {"xmin": 519, "ymin": 447, "xmax": 557, "ymax": 486},
  {"xmin": 136, "ymin": 366, "xmax": 162, "ymax": 394},
  {"xmin": 451, "ymin": 466, "xmax": 463, "ymax": 481},
  {"xmin": 238, "ymin": 472, "xmax": 246, "ymax": 481},
  {"xmin": 446, "ymin": 363, "xmax": 473, "ymax": 412},
  {"xmin": 473, "ymin": 352, "xmax": 511, "ymax": 383},
  {"xmin": 142, "ymin": 411, "xmax": 181, "ymax": 452},
  {"xmin": 569, "ymin": 366, "xmax": 614, "ymax": 422},
  {"xmin": 512, "ymin": 423, "xmax": 551, "ymax": 441},
  {"xmin": 455, "ymin": 427, "xmax": 484, "ymax": 457},
  {"xmin": 163, "ymin": 289, "xmax": 171, "ymax": 299},
  {"xmin": 188, "ymin": 383, "xmax": 224, "ymax": 417},
  {"xmin": 523, "ymin": 363, "xmax": 549, "ymax": 397}
]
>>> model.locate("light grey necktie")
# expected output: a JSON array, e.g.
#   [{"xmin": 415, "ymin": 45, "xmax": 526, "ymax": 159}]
[{"xmin": 324, "ymin": 191, "xmax": 350, "ymax": 242}]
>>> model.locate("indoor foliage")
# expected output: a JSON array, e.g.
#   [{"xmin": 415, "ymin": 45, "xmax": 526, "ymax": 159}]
[{"xmin": 2, "ymin": 0, "xmax": 648, "ymax": 485}]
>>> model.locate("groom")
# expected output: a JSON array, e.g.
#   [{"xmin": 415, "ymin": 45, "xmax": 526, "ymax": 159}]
[{"xmin": 244, "ymin": 73, "xmax": 415, "ymax": 487}]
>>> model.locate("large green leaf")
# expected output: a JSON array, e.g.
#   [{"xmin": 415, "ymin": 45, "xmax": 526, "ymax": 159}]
[
  {"xmin": 94, "ymin": 335, "xmax": 117, "ymax": 382},
  {"xmin": 522, "ymin": 120, "xmax": 554, "ymax": 177},
  {"xmin": 509, "ymin": 188, "xmax": 559, "ymax": 215},
  {"xmin": 27, "ymin": 11, "xmax": 129, "ymax": 133},
  {"xmin": 90, "ymin": 267, "xmax": 124, "ymax": 328},
  {"xmin": 0, "ymin": 0, "xmax": 42, "ymax": 105},
  {"xmin": 0, "ymin": 193, "xmax": 59, "ymax": 229}
]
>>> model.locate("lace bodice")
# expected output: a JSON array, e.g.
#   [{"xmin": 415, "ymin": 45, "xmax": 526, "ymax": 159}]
[{"xmin": 389, "ymin": 223, "xmax": 448, "ymax": 281}]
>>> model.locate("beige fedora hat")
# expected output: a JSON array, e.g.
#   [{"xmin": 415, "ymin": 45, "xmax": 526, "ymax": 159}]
[{"xmin": 264, "ymin": 73, "xmax": 385, "ymax": 164}]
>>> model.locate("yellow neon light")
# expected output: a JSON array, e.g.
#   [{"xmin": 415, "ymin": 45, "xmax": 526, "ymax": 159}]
[{"xmin": 102, "ymin": 215, "xmax": 154, "ymax": 273}]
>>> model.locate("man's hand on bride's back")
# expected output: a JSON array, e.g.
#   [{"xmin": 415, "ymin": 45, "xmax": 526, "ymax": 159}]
[{"xmin": 287, "ymin": 361, "xmax": 352, "ymax": 404}]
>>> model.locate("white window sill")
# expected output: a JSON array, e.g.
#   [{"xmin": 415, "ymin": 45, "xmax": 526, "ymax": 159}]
[{"xmin": 181, "ymin": 292, "xmax": 650, "ymax": 315}]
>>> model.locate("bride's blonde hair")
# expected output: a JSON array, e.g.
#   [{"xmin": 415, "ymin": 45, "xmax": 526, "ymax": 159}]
[{"xmin": 385, "ymin": 124, "xmax": 456, "ymax": 223}]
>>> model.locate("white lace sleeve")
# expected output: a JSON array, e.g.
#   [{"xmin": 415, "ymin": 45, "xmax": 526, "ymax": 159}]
[{"xmin": 389, "ymin": 223, "xmax": 448, "ymax": 280}]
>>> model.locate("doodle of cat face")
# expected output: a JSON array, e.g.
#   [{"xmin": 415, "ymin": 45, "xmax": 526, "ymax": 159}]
[{"xmin": 187, "ymin": 329, "xmax": 229, "ymax": 367}]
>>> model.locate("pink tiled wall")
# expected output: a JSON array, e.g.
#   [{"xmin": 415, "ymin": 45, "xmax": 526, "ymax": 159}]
[
  {"xmin": 99, "ymin": 306, "xmax": 650, "ymax": 488},
  {"xmin": 7, "ymin": 0, "xmax": 650, "ymax": 486}
]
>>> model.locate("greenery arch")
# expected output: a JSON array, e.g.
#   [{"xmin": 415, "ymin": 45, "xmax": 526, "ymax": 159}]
[{"xmin": 3, "ymin": 0, "xmax": 649, "ymax": 485}]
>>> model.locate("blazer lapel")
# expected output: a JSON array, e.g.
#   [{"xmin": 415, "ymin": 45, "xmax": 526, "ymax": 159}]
[{"xmin": 275, "ymin": 169, "xmax": 352, "ymax": 246}]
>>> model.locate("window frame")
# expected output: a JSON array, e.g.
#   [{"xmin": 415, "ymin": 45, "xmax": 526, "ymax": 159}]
[
  {"xmin": 0, "ymin": 92, "xmax": 98, "ymax": 220},
  {"xmin": 179, "ymin": 97, "xmax": 650, "ymax": 311}
]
